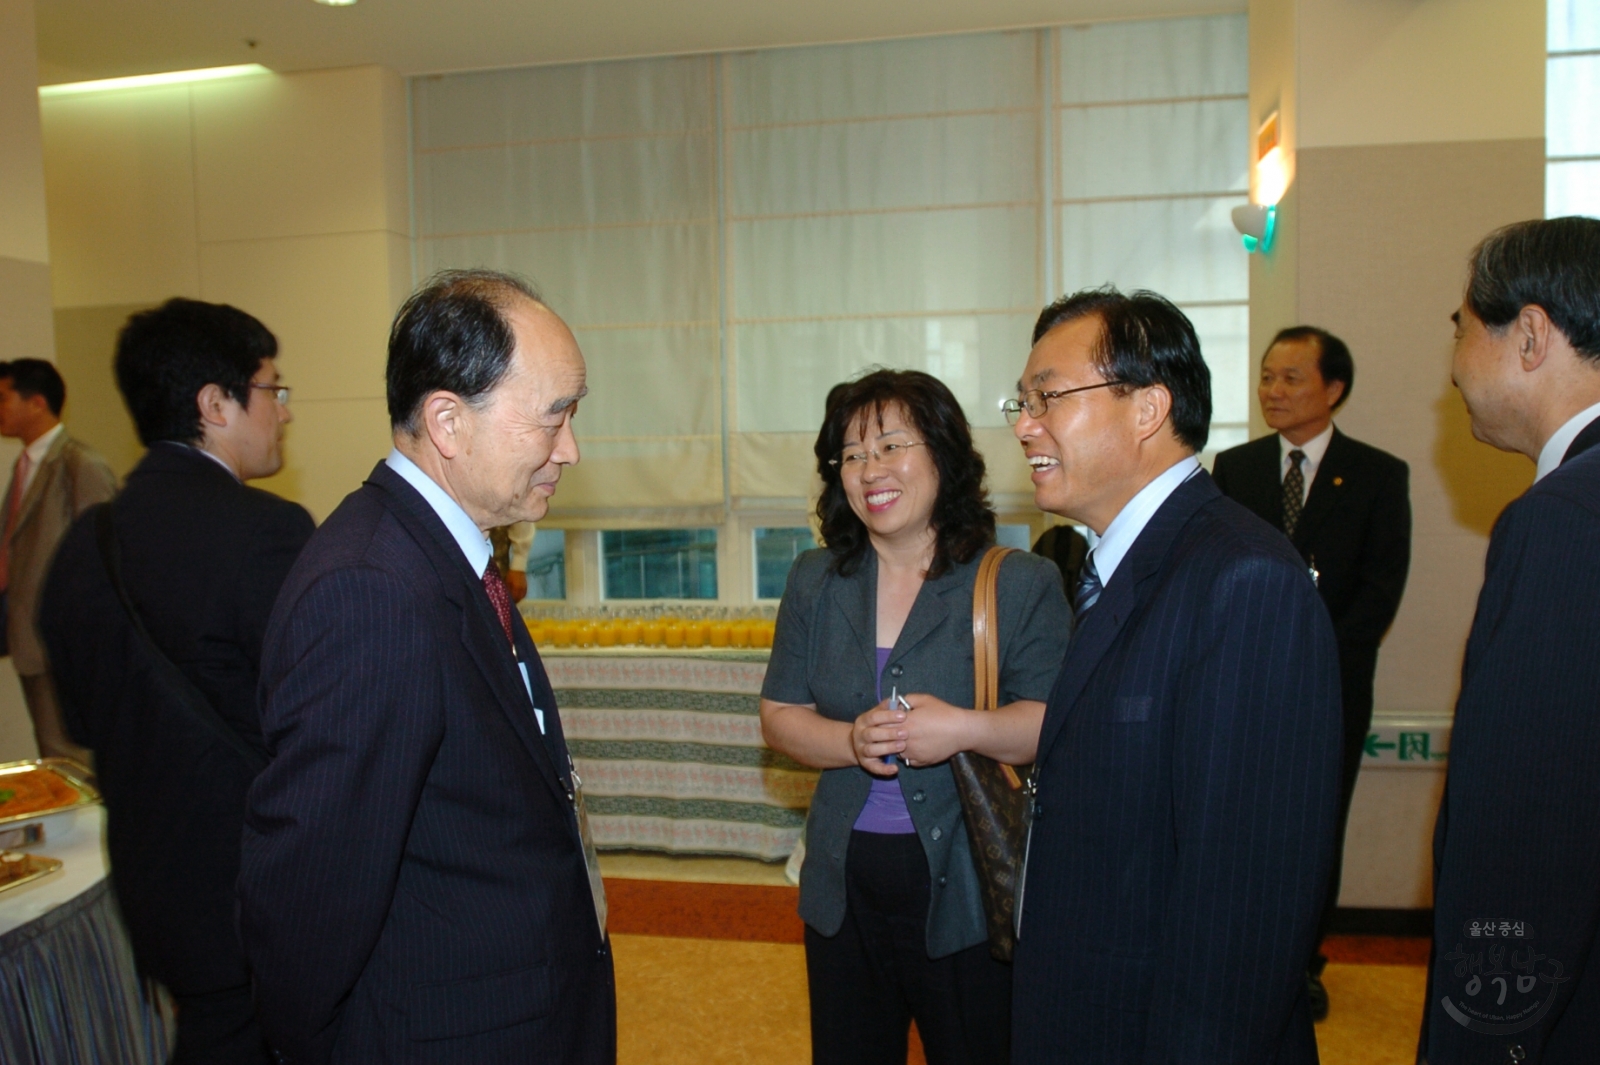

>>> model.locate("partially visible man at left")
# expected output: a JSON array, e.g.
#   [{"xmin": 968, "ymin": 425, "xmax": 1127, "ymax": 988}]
[
  {"xmin": 0, "ymin": 358, "xmax": 116, "ymax": 764},
  {"xmin": 40, "ymin": 299, "xmax": 314, "ymax": 1065},
  {"xmin": 239, "ymin": 270, "xmax": 614, "ymax": 1065}
]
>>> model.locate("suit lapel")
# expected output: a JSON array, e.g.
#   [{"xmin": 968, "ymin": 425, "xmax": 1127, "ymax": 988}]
[
  {"xmin": 1035, "ymin": 472, "xmax": 1219, "ymax": 764},
  {"xmin": 1292, "ymin": 428, "xmax": 1350, "ymax": 549},
  {"xmin": 891, "ymin": 562, "xmax": 961, "ymax": 663},
  {"xmin": 10, "ymin": 433, "xmax": 69, "ymax": 537},
  {"xmin": 367, "ymin": 464, "xmax": 569, "ymax": 807},
  {"xmin": 832, "ymin": 553, "xmax": 879, "ymax": 664},
  {"xmin": 1563, "ymin": 414, "xmax": 1600, "ymax": 465}
]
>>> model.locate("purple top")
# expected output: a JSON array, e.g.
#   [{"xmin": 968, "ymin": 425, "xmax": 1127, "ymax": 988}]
[{"xmin": 851, "ymin": 646, "xmax": 917, "ymax": 834}]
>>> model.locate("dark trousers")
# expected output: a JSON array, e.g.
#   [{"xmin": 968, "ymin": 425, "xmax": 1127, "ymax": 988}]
[
  {"xmin": 1315, "ymin": 644, "xmax": 1379, "ymax": 950},
  {"xmin": 170, "ymin": 984, "xmax": 271, "ymax": 1065},
  {"xmin": 805, "ymin": 831, "xmax": 1011, "ymax": 1065}
]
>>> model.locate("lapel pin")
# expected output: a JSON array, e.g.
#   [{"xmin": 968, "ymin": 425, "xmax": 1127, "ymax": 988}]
[{"xmin": 1333, "ymin": 476, "xmax": 1343, "ymax": 486}]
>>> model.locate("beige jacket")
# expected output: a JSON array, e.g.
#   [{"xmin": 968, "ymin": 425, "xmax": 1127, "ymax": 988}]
[{"xmin": 4, "ymin": 431, "xmax": 117, "ymax": 675}]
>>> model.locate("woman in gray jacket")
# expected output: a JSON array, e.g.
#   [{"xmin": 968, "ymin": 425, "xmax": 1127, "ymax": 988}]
[{"xmin": 761, "ymin": 369, "xmax": 1071, "ymax": 1065}]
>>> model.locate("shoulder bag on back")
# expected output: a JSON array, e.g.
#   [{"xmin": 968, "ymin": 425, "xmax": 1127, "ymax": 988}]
[{"xmin": 93, "ymin": 503, "xmax": 268, "ymax": 773}]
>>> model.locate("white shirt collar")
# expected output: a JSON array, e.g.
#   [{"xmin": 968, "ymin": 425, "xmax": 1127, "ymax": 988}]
[
  {"xmin": 1536, "ymin": 401, "xmax": 1600, "ymax": 481},
  {"xmin": 182, "ymin": 441, "xmax": 240, "ymax": 481},
  {"xmin": 23, "ymin": 423, "xmax": 64, "ymax": 465},
  {"xmin": 1278, "ymin": 422, "xmax": 1335, "ymax": 472},
  {"xmin": 1090, "ymin": 455, "xmax": 1202, "ymax": 587},
  {"xmin": 385, "ymin": 448, "xmax": 492, "ymax": 576}
]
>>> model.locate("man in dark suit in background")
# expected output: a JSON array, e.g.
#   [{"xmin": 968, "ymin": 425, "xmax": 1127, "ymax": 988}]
[
  {"xmin": 40, "ymin": 299, "xmax": 314, "ymax": 1064},
  {"xmin": 239, "ymin": 270, "xmax": 614, "ymax": 1064},
  {"xmin": 1212, "ymin": 326, "xmax": 1412, "ymax": 1017},
  {"xmin": 1008, "ymin": 287, "xmax": 1342, "ymax": 1064},
  {"xmin": 1422, "ymin": 217, "xmax": 1600, "ymax": 1065}
]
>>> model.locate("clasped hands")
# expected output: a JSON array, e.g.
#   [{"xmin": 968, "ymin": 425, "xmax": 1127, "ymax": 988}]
[{"xmin": 851, "ymin": 695, "xmax": 973, "ymax": 777}]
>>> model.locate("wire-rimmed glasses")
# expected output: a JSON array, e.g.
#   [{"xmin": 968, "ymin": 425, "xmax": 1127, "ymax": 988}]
[{"xmin": 1000, "ymin": 380, "xmax": 1124, "ymax": 425}]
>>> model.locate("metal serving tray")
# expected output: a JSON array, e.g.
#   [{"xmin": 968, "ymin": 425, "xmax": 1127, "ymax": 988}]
[
  {"xmin": 0, "ymin": 852, "xmax": 64, "ymax": 896},
  {"xmin": 0, "ymin": 758, "xmax": 100, "ymax": 827}
]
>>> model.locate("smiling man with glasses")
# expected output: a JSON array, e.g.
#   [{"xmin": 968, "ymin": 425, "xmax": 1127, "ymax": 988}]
[{"xmin": 1008, "ymin": 286, "xmax": 1343, "ymax": 1065}]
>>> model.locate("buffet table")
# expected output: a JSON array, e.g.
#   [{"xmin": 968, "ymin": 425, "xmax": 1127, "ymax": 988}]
[
  {"xmin": 0, "ymin": 804, "xmax": 173, "ymax": 1064},
  {"xmin": 544, "ymin": 649, "xmax": 817, "ymax": 862}
]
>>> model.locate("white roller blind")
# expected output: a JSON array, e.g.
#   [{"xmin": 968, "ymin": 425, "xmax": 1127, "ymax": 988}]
[
  {"xmin": 413, "ymin": 57, "xmax": 725, "ymax": 512},
  {"xmin": 410, "ymin": 16, "xmax": 1250, "ymax": 513},
  {"xmin": 1548, "ymin": 0, "xmax": 1600, "ymax": 219}
]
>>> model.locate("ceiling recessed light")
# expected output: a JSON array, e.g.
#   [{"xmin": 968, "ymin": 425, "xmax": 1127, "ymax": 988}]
[
  {"xmin": 39, "ymin": 64, "xmax": 272, "ymax": 97},
  {"xmin": 314, "ymin": 0, "xmax": 359, "ymax": 6}
]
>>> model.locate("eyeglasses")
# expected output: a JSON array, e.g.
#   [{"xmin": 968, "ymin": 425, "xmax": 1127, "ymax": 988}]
[
  {"xmin": 250, "ymin": 384, "xmax": 292, "ymax": 405},
  {"xmin": 1000, "ymin": 380, "xmax": 1124, "ymax": 425},
  {"xmin": 828, "ymin": 440, "xmax": 928, "ymax": 470}
]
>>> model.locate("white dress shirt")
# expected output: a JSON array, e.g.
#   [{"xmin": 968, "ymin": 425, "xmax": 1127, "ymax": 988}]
[
  {"xmin": 386, "ymin": 448, "xmax": 544, "ymax": 731},
  {"xmin": 1536, "ymin": 400, "xmax": 1600, "ymax": 482},
  {"xmin": 16, "ymin": 423, "xmax": 65, "ymax": 496},
  {"xmin": 1278, "ymin": 422, "xmax": 1335, "ymax": 505},
  {"xmin": 1091, "ymin": 455, "xmax": 1202, "ymax": 588}
]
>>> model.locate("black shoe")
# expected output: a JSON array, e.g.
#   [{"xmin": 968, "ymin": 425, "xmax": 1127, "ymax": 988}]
[{"xmin": 1307, "ymin": 970, "xmax": 1330, "ymax": 1022}]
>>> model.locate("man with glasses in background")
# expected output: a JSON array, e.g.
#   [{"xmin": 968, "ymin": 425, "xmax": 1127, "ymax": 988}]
[
  {"xmin": 40, "ymin": 299, "xmax": 313, "ymax": 1065},
  {"xmin": 1005, "ymin": 286, "xmax": 1342, "ymax": 1065}
]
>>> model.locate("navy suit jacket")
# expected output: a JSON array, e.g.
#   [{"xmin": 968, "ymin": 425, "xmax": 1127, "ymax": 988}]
[
  {"xmin": 1013, "ymin": 471, "xmax": 1343, "ymax": 1065},
  {"xmin": 1212, "ymin": 428, "xmax": 1411, "ymax": 654},
  {"xmin": 239, "ymin": 463, "xmax": 615, "ymax": 1065},
  {"xmin": 1422, "ymin": 437, "xmax": 1600, "ymax": 1065}
]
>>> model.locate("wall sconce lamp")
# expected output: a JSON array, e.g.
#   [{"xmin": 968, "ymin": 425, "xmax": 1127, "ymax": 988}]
[{"xmin": 1233, "ymin": 111, "xmax": 1286, "ymax": 254}]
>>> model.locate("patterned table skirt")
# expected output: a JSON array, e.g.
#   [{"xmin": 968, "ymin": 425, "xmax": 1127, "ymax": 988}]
[
  {"xmin": 0, "ymin": 879, "xmax": 174, "ymax": 1065},
  {"xmin": 546, "ymin": 652, "xmax": 817, "ymax": 862}
]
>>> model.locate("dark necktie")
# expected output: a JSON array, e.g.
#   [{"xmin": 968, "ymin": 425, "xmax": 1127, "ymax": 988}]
[
  {"xmin": 1283, "ymin": 449, "xmax": 1307, "ymax": 537},
  {"xmin": 481, "ymin": 561, "xmax": 515, "ymax": 646},
  {"xmin": 1073, "ymin": 550, "xmax": 1103, "ymax": 618}
]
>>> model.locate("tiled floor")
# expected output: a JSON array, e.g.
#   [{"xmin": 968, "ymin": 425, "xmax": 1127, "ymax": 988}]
[{"xmin": 604, "ymin": 854, "xmax": 1430, "ymax": 1065}]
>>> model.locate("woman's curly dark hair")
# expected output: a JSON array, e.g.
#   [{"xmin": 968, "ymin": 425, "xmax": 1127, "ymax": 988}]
[{"xmin": 813, "ymin": 369, "xmax": 995, "ymax": 579}]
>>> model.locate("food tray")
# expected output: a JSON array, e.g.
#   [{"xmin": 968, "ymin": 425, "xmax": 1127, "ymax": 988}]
[
  {"xmin": 0, "ymin": 758, "xmax": 100, "ymax": 826},
  {"xmin": 0, "ymin": 852, "xmax": 63, "ymax": 895}
]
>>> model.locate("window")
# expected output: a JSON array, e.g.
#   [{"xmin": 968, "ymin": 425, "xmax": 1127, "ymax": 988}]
[
  {"xmin": 754, "ymin": 527, "xmax": 817, "ymax": 599},
  {"xmin": 1548, "ymin": 0, "xmax": 1600, "ymax": 218},
  {"xmin": 524, "ymin": 529, "xmax": 567, "ymax": 600},
  {"xmin": 995, "ymin": 524, "xmax": 1032, "ymax": 551},
  {"xmin": 603, "ymin": 529, "xmax": 719, "ymax": 599}
]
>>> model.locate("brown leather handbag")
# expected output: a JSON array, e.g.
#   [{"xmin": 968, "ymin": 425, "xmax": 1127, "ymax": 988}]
[{"xmin": 950, "ymin": 545, "xmax": 1032, "ymax": 962}]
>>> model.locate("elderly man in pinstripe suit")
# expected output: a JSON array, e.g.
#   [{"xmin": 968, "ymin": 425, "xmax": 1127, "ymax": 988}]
[
  {"xmin": 1007, "ymin": 287, "xmax": 1343, "ymax": 1064},
  {"xmin": 239, "ymin": 270, "xmax": 613, "ymax": 1065}
]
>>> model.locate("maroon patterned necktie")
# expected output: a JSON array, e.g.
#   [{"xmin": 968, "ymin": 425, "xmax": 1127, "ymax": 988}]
[{"xmin": 481, "ymin": 561, "xmax": 514, "ymax": 646}]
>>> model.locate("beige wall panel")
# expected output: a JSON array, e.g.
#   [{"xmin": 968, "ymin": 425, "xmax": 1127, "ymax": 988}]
[
  {"xmin": 1339, "ymin": 767, "xmax": 1446, "ymax": 908},
  {"xmin": 40, "ymin": 86, "xmax": 201, "ymax": 309},
  {"xmin": 0, "ymin": 0, "xmax": 50, "ymax": 265},
  {"xmin": 0, "ymin": 256, "xmax": 56, "ymax": 361},
  {"xmin": 1297, "ymin": 0, "xmax": 1545, "ymax": 150},
  {"xmin": 198, "ymin": 232, "xmax": 397, "ymax": 402},
  {"xmin": 53, "ymin": 302, "xmax": 149, "ymax": 477},
  {"xmin": 1295, "ymin": 139, "xmax": 1544, "ymax": 715},
  {"xmin": 379, "ymin": 69, "xmax": 412, "ymax": 239},
  {"xmin": 191, "ymin": 67, "xmax": 405, "ymax": 244},
  {"xmin": 253, "ymin": 396, "xmax": 391, "ymax": 523},
  {"xmin": 1245, "ymin": 181, "xmax": 1299, "ymax": 440},
  {"xmin": 557, "ymin": 438, "xmax": 724, "ymax": 511}
]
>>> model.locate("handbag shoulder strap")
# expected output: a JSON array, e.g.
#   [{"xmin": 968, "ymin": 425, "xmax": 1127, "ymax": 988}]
[
  {"xmin": 93, "ymin": 503, "xmax": 269, "ymax": 772},
  {"xmin": 971, "ymin": 545, "xmax": 1023, "ymax": 788}
]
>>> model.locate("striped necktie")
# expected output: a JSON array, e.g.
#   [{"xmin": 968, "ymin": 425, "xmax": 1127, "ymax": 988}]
[{"xmin": 1283, "ymin": 450, "xmax": 1307, "ymax": 537}]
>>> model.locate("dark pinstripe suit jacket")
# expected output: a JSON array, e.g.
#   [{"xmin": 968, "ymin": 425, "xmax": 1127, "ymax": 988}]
[
  {"xmin": 1013, "ymin": 471, "xmax": 1342, "ymax": 1065},
  {"xmin": 1422, "ymin": 436, "xmax": 1600, "ymax": 1065},
  {"xmin": 239, "ymin": 463, "xmax": 615, "ymax": 1065}
]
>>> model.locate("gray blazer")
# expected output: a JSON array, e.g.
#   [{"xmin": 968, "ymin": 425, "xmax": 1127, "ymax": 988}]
[{"xmin": 763, "ymin": 546, "xmax": 1071, "ymax": 958}]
